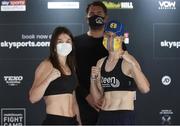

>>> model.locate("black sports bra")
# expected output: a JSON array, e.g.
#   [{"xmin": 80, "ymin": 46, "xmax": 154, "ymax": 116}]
[
  {"xmin": 44, "ymin": 72, "xmax": 78, "ymax": 96},
  {"xmin": 101, "ymin": 57, "xmax": 136, "ymax": 92}
]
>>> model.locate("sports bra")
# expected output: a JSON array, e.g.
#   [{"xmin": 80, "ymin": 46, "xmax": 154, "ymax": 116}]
[
  {"xmin": 101, "ymin": 57, "xmax": 136, "ymax": 92},
  {"xmin": 44, "ymin": 72, "xmax": 78, "ymax": 96}
]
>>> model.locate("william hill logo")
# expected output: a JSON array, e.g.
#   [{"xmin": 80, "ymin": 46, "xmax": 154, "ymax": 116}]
[{"xmin": 102, "ymin": 1, "xmax": 133, "ymax": 9}]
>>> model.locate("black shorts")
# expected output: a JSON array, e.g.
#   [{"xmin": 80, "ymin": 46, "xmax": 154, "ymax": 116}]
[
  {"xmin": 97, "ymin": 110, "xmax": 135, "ymax": 125},
  {"xmin": 42, "ymin": 114, "xmax": 79, "ymax": 125}
]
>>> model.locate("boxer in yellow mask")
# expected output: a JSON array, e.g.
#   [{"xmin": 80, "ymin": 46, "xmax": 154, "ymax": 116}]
[{"xmin": 103, "ymin": 21, "xmax": 125, "ymax": 51}]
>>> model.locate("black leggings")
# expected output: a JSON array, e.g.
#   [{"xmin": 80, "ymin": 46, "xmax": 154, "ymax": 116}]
[
  {"xmin": 97, "ymin": 110, "xmax": 135, "ymax": 125},
  {"xmin": 42, "ymin": 114, "xmax": 79, "ymax": 125}
]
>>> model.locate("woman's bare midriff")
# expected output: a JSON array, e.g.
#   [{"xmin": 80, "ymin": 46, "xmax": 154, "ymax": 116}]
[
  {"xmin": 44, "ymin": 94, "xmax": 75, "ymax": 117},
  {"xmin": 101, "ymin": 91, "xmax": 136, "ymax": 111}
]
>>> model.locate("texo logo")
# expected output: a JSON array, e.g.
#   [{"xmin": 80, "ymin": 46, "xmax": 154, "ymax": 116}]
[{"xmin": 4, "ymin": 76, "xmax": 23, "ymax": 86}]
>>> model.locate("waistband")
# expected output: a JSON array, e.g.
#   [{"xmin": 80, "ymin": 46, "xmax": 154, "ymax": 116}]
[{"xmin": 45, "ymin": 113, "xmax": 77, "ymax": 120}]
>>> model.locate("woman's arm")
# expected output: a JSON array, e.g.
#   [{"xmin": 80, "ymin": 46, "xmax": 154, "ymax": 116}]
[
  {"xmin": 29, "ymin": 60, "xmax": 60, "ymax": 103},
  {"xmin": 122, "ymin": 51, "xmax": 150, "ymax": 94},
  {"xmin": 90, "ymin": 58, "xmax": 105, "ymax": 110}
]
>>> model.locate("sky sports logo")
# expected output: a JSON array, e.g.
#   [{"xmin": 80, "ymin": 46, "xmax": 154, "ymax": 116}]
[
  {"xmin": 0, "ymin": 41, "xmax": 50, "ymax": 49},
  {"xmin": 1, "ymin": 0, "xmax": 26, "ymax": 11},
  {"xmin": 0, "ymin": 34, "xmax": 51, "ymax": 49},
  {"xmin": 160, "ymin": 40, "xmax": 180, "ymax": 48}
]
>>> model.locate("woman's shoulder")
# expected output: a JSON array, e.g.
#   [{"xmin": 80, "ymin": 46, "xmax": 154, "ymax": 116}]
[
  {"xmin": 96, "ymin": 56, "xmax": 107, "ymax": 68},
  {"xmin": 35, "ymin": 58, "xmax": 53, "ymax": 74},
  {"xmin": 39, "ymin": 58, "xmax": 51, "ymax": 67}
]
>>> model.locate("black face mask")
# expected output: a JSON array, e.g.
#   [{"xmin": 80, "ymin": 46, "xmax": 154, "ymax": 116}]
[{"xmin": 88, "ymin": 15, "xmax": 105, "ymax": 30}]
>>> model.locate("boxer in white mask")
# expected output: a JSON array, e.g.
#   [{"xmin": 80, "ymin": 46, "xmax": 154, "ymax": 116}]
[
  {"xmin": 56, "ymin": 42, "xmax": 72, "ymax": 56},
  {"xmin": 29, "ymin": 26, "xmax": 81, "ymax": 125}
]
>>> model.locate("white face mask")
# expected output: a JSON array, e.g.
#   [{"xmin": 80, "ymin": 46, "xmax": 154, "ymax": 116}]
[{"xmin": 56, "ymin": 43, "xmax": 72, "ymax": 56}]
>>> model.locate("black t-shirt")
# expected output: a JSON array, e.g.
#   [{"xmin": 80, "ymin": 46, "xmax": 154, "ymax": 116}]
[{"xmin": 74, "ymin": 33, "xmax": 108, "ymax": 98}]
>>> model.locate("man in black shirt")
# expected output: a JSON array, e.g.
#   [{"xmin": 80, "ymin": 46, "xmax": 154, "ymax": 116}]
[{"xmin": 74, "ymin": 1, "xmax": 126, "ymax": 124}]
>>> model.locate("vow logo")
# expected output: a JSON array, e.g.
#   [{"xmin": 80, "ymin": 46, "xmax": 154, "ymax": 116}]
[{"xmin": 158, "ymin": 1, "xmax": 176, "ymax": 10}]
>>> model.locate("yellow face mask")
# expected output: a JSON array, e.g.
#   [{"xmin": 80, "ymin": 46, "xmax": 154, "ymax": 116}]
[{"xmin": 103, "ymin": 36, "xmax": 122, "ymax": 51}]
